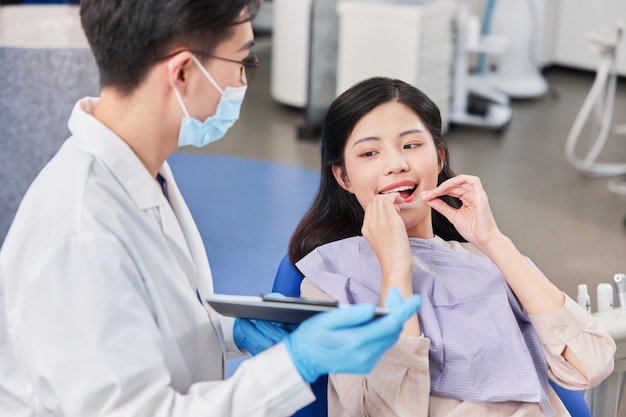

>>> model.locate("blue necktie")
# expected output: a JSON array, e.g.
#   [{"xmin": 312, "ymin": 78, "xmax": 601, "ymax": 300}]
[{"xmin": 156, "ymin": 173, "xmax": 169, "ymax": 201}]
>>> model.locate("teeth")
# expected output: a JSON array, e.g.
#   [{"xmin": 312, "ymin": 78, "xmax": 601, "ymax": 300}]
[{"xmin": 381, "ymin": 185, "xmax": 415, "ymax": 194}]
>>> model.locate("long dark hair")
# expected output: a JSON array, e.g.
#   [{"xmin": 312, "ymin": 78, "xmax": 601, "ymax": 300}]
[{"xmin": 288, "ymin": 77, "xmax": 465, "ymax": 264}]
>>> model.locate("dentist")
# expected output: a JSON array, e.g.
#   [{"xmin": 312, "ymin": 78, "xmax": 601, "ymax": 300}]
[{"xmin": 0, "ymin": 1, "xmax": 421, "ymax": 417}]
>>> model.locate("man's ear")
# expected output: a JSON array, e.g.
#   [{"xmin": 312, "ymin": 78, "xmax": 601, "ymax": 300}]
[
  {"xmin": 332, "ymin": 164, "xmax": 353, "ymax": 193},
  {"xmin": 166, "ymin": 51, "xmax": 195, "ymax": 94}
]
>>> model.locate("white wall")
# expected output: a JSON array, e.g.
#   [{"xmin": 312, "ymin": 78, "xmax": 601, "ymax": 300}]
[
  {"xmin": 475, "ymin": 0, "xmax": 625, "ymax": 75},
  {"xmin": 550, "ymin": 0, "xmax": 626, "ymax": 75}
]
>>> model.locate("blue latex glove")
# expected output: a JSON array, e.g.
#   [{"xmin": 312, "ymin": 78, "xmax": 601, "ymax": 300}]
[
  {"xmin": 234, "ymin": 317, "xmax": 296, "ymax": 356},
  {"xmin": 233, "ymin": 293, "xmax": 297, "ymax": 356},
  {"xmin": 283, "ymin": 287, "xmax": 422, "ymax": 383}
]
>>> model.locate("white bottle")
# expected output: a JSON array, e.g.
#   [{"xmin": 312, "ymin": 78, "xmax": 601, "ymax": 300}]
[
  {"xmin": 577, "ymin": 284, "xmax": 591, "ymax": 314},
  {"xmin": 597, "ymin": 283, "xmax": 614, "ymax": 312}
]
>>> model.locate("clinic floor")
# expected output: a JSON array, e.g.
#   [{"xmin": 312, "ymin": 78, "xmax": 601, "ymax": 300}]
[{"xmin": 183, "ymin": 34, "xmax": 626, "ymax": 307}]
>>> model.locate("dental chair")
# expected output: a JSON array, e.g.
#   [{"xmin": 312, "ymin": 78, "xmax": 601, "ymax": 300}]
[
  {"xmin": 272, "ymin": 254, "xmax": 591, "ymax": 417},
  {"xmin": 272, "ymin": 254, "xmax": 328, "ymax": 417}
]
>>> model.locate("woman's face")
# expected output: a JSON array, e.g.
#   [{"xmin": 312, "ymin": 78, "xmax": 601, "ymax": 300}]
[{"xmin": 332, "ymin": 101, "xmax": 443, "ymax": 238}]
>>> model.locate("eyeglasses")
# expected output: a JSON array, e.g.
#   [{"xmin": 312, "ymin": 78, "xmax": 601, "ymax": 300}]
[
  {"xmin": 206, "ymin": 52, "xmax": 260, "ymax": 85},
  {"xmin": 159, "ymin": 50, "xmax": 260, "ymax": 85}
]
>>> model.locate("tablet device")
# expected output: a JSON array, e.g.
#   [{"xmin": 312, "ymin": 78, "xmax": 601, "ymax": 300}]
[{"xmin": 206, "ymin": 293, "xmax": 388, "ymax": 325}]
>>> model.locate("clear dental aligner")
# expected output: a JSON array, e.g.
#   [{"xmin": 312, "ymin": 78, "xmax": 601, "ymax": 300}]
[{"xmin": 397, "ymin": 197, "xmax": 423, "ymax": 210}]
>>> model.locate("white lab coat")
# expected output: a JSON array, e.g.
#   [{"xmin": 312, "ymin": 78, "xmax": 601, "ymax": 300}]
[{"xmin": 0, "ymin": 98, "xmax": 314, "ymax": 417}]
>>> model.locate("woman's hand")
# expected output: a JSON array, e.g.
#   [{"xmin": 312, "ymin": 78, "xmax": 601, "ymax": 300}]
[
  {"xmin": 420, "ymin": 175, "xmax": 503, "ymax": 251},
  {"xmin": 422, "ymin": 175, "xmax": 570, "ymax": 321},
  {"xmin": 362, "ymin": 194, "xmax": 420, "ymax": 336},
  {"xmin": 361, "ymin": 193, "xmax": 413, "ymax": 278}
]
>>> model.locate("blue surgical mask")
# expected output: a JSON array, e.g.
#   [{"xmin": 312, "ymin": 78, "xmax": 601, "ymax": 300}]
[{"xmin": 174, "ymin": 55, "xmax": 247, "ymax": 148}]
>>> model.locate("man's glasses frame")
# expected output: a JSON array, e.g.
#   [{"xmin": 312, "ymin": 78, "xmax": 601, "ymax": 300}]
[
  {"xmin": 207, "ymin": 52, "xmax": 259, "ymax": 84},
  {"xmin": 159, "ymin": 50, "xmax": 260, "ymax": 85}
]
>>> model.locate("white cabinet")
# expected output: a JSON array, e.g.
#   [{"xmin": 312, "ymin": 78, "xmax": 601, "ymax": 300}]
[
  {"xmin": 336, "ymin": 0, "xmax": 457, "ymax": 129},
  {"xmin": 270, "ymin": 0, "xmax": 313, "ymax": 108}
]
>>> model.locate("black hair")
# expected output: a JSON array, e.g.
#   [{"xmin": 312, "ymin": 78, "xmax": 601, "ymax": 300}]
[
  {"xmin": 79, "ymin": 0, "xmax": 260, "ymax": 95},
  {"xmin": 288, "ymin": 77, "xmax": 466, "ymax": 264}
]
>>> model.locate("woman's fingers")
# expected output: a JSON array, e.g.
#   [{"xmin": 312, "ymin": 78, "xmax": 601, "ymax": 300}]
[
  {"xmin": 421, "ymin": 174, "xmax": 502, "ymax": 248},
  {"xmin": 421, "ymin": 175, "xmax": 484, "ymax": 205},
  {"xmin": 425, "ymin": 197, "xmax": 458, "ymax": 222},
  {"xmin": 425, "ymin": 175, "xmax": 477, "ymax": 193},
  {"xmin": 363, "ymin": 193, "xmax": 402, "ymax": 235}
]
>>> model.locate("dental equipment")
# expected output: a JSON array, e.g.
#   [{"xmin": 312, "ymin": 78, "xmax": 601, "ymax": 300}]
[
  {"xmin": 449, "ymin": 0, "xmax": 512, "ymax": 132},
  {"xmin": 613, "ymin": 273, "xmax": 626, "ymax": 310},
  {"xmin": 565, "ymin": 21, "xmax": 626, "ymax": 178}
]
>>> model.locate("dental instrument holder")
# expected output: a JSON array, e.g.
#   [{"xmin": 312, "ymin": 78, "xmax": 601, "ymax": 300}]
[
  {"xmin": 586, "ymin": 304, "xmax": 626, "ymax": 417},
  {"xmin": 297, "ymin": 0, "xmax": 338, "ymax": 141},
  {"xmin": 613, "ymin": 273, "xmax": 626, "ymax": 310}
]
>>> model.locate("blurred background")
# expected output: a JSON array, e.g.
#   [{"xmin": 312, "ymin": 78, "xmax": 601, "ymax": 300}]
[
  {"xmin": 1, "ymin": 0, "xmax": 626, "ymax": 415},
  {"xmin": 1, "ymin": 0, "xmax": 625, "ymax": 344}
]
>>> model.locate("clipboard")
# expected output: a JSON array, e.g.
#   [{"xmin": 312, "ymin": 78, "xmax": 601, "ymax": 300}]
[{"xmin": 206, "ymin": 293, "xmax": 388, "ymax": 325}]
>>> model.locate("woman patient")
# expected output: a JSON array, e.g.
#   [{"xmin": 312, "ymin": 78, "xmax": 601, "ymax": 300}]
[{"xmin": 287, "ymin": 77, "xmax": 615, "ymax": 416}]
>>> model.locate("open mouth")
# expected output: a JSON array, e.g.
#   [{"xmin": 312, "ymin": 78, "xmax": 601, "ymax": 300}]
[{"xmin": 380, "ymin": 185, "xmax": 417, "ymax": 200}]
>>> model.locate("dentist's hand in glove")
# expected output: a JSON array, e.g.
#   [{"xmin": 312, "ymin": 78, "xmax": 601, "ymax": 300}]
[
  {"xmin": 234, "ymin": 317, "xmax": 296, "ymax": 356},
  {"xmin": 284, "ymin": 287, "xmax": 421, "ymax": 383},
  {"xmin": 233, "ymin": 293, "xmax": 297, "ymax": 356}
]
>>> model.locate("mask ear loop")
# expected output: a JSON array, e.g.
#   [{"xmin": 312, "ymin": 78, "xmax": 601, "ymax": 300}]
[
  {"xmin": 168, "ymin": 57, "xmax": 192, "ymax": 118},
  {"xmin": 173, "ymin": 88, "xmax": 191, "ymax": 118},
  {"xmin": 191, "ymin": 55, "xmax": 225, "ymax": 95}
]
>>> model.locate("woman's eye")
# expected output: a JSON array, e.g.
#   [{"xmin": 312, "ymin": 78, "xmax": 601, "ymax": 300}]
[
  {"xmin": 360, "ymin": 150, "xmax": 378, "ymax": 157},
  {"xmin": 404, "ymin": 143, "xmax": 422, "ymax": 149}
]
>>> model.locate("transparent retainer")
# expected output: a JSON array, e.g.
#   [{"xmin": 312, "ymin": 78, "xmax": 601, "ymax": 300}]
[{"xmin": 397, "ymin": 197, "xmax": 423, "ymax": 210}]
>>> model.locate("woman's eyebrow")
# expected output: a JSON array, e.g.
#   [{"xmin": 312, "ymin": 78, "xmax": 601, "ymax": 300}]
[
  {"xmin": 351, "ymin": 136, "xmax": 380, "ymax": 149},
  {"xmin": 399, "ymin": 128, "xmax": 427, "ymax": 137},
  {"xmin": 351, "ymin": 128, "xmax": 428, "ymax": 148}
]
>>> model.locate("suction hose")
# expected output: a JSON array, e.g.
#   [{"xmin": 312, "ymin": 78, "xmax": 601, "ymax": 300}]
[{"xmin": 565, "ymin": 23, "xmax": 626, "ymax": 177}]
